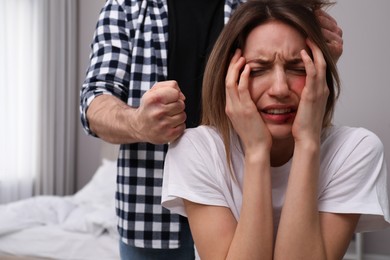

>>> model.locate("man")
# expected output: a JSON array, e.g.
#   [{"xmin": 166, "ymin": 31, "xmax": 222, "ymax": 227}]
[{"xmin": 80, "ymin": 0, "xmax": 343, "ymax": 259}]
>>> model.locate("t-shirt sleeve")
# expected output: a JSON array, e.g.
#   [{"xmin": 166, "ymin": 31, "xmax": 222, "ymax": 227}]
[
  {"xmin": 318, "ymin": 129, "xmax": 390, "ymax": 232},
  {"xmin": 161, "ymin": 130, "xmax": 230, "ymax": 217}
]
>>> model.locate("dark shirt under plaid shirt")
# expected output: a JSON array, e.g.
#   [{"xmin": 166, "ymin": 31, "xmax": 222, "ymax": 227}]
[{"xmin": 80, "ymin": 0, "xmax": 245, "ymax": 249}]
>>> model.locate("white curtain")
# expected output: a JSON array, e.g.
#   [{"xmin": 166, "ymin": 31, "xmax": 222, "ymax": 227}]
[{"xmin": 0, "ymin": 0, "xmax": 77, "ymax": 203}]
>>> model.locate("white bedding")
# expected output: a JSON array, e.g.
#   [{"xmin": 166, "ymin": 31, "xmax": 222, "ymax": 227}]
[{"xmin": 0, "ymin": 159, "xmax": 119, "ymax": 260}]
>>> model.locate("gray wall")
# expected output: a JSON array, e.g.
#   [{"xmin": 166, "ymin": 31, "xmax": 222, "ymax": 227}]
[
  {"xmin": 76, "ymin": 0, "xmax": 106, "ymax": 190},
  {"xmin": 76, "ymin": 0, "xmax": 390, "ymax": 256},
  {"xmin": 329, "ymin": 0, "xmax": 390, "ymax": 256}
]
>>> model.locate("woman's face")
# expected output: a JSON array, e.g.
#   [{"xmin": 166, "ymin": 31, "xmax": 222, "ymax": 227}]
[{"xmin": 243, "ymin": 20, "xmax": 309, "ymax": 141}]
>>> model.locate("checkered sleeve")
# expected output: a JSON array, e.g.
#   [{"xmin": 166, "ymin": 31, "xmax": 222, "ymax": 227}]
[{"xmin": 79, "ymin": 0, "xmax": 135, "ymax": 136}]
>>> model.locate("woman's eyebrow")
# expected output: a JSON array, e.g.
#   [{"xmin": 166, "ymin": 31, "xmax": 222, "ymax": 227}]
[
  {"xmin": 286, "ymin": 57, "xmax": 304, "ymax": 64},
  {"xmin": 246, "ymin": 58, "xmax": 273, "ymax": 65},
  {"xmin": 246, "ymin": 57, "xmax": 304, "ymax": 65}
]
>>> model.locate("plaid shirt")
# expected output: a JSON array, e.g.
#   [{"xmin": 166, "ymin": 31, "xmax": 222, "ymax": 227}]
[{"xmin": 80, "ymin": 0, "xmax": 245, "ymax": 249}]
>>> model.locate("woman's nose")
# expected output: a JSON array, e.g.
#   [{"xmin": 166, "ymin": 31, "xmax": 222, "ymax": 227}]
[{"xmin": 268, "ymin": 69, "xmax": 290, "ymax": 97}]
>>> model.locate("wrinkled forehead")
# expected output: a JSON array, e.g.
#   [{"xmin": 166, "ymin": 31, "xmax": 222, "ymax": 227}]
[{"xmin": 243, "ymin": 20, "xmax": 308, "ymax": 62}]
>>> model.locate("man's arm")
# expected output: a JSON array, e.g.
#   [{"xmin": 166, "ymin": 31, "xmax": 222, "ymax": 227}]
[{"xmin": 87, "ymin": 81, "xmax": 186, "ymax": 145}]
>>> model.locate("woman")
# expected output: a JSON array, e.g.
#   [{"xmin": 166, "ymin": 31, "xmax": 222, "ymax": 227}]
[{"xmin": 162, "ymin": 0, "xmax": 390, "ymax": 259}]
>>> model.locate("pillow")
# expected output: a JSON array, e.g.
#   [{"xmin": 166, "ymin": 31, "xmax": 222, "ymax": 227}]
[
  {"xmin": 62, "ymin": 203, "xmax": 117, "ymax": 237},
  {"xmin": 73, "ymin": 159, "xmax": 117, "ymax": 205}
]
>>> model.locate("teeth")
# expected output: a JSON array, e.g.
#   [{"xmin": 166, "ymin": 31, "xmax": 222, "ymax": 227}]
[{"xmin": 266, "ymin": 108, "xmax": 292, "ymax": 114}]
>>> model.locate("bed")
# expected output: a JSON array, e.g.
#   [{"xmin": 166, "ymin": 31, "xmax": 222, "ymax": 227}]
[
  {"xmin": 0, "ymin": 158, "xmax": 365, "ymax": 260},
  {"xmin": 0, "ymin": 159, "xmax": 119, "ymax": 260}
]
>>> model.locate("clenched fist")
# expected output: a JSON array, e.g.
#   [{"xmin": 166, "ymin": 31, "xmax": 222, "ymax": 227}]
[{"xmin": 134, "ymin": 81, "xmax": 187, "ymax": 144}]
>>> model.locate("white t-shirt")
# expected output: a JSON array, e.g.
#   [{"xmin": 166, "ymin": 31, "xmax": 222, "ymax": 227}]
[{"xmin": 162, "ymin": 125, "xmax": 390, "ymax": 234}]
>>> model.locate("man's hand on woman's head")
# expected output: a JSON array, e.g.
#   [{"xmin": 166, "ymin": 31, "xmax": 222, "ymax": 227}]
[{"xmin": 315, "ymin": 9, "xmax": 343, "ymax": 62}]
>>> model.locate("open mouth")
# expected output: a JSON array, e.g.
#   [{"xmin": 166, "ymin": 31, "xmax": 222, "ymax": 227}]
[{"xmin": 263, "ymin": 108, "xmax": 294, "ymax": 115}]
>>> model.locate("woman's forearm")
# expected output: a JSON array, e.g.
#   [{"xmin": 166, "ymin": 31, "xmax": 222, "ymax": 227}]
[
  {"xmin": 274, "ymin": 141, "xmax": 326, "ymax": 260},
  {"xmin": 227, "ymin": 150, "xmax": 274, "ymax": 260}
]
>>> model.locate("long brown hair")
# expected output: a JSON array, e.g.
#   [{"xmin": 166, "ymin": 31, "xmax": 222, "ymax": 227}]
[{"xmin": 201, "ymin": 0, "xmax": 340, "ymax": 167}]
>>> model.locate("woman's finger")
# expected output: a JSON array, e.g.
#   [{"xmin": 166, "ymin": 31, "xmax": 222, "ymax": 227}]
[
  {"xmin": 306, "ymin": 38, "xmax": 326, "ymax": 80},
  {"xmin": 226, "ymin": 49, "xmax": 245, "ymax": 105},
  {"xmin": 237, "ymin": 64, "xmax": 251, "ymax": 101}
]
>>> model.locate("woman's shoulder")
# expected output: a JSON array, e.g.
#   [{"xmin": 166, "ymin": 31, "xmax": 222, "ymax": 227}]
[
  {"xmin": 168, "ymin": 126, "xmax": 224, "ymax": 156},
  {"xmin": 321, "ymin": 125, "xmax": 384, "ymax": 156},
  {"xmin": 323, "ymin": 125, "xmax": 382, "ymax": 144},
  {"xmin": 176, "ymin": 125, "xmax": 223, "ymax": 145}
]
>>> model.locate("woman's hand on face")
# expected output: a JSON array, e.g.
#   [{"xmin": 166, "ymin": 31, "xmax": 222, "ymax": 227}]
[
  {"xmin": 225, "ymin": 49, "xmax": 272, "ymax": 152},
  {"xmin": 292, "ymin": 39, "xmax": 329, "ymax": 144}
]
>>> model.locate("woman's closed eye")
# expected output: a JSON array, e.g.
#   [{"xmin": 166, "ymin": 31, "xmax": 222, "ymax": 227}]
[
  {"xmin": 249, "ymin": 67, "xmax": 269, "ymax": 77},
  {"xmin": 286, "ymin": 67, "xmax": 306, "ymax": 76}
]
